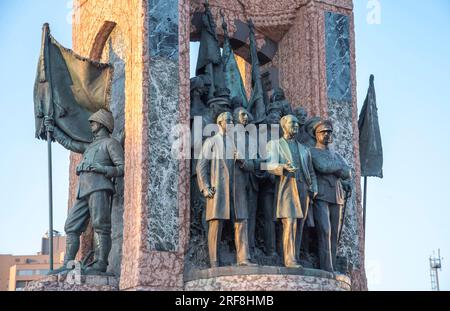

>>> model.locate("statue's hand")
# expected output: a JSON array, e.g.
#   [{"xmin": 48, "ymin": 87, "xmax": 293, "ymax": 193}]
[
  {"xmin": 336, "ymin": 168, "xmax": 351, "ymax": 179},
  {"xmin": 203, "ymin": 187, "xmax": 215, "ymax": 199},
  {"xmin": 283, "ymin": 162, "xmax": 297, "ymax": 174},
  {"xmin": 88, "ymin": 163, "xmax": 107, "ymax": 175},
  {"xmin": 44, "ymin": 116, "xmax": 54, "ymax": 132}
]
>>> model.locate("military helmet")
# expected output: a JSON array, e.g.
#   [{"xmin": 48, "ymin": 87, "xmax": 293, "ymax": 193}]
[{"xmin": 88, "ymin": 109, "xmax": 114, "ymax": 133}]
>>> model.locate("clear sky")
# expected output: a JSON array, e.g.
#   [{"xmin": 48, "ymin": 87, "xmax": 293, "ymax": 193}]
[{"xmin": 0, "ymin": 0, "xmax": 449, "ymax": 291}]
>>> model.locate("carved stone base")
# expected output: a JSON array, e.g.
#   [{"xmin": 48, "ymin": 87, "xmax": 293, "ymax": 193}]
[
  {"xmin": 24, "ymin": 273, "xmax": 119, "ymax": 291},
  {"xmin": 184, "ymin": 266, "xmax": 351, "ymax": 291}
]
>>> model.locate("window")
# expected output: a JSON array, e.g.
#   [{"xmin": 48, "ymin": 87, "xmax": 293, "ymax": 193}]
[
  {"xmin": 15, "ymin": 281, "xmax": 27, "ymax": 290},
  {"xmin": 35, "ymin": 269, "xmax": 49, "ymax": 275},
  {"xmin": 17, "ymin": 270, "xmax": 34, "ymax": 276}
]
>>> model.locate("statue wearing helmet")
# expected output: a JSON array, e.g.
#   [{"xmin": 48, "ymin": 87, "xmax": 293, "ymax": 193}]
[{"xmin": 44, "ymin": 109, "xmax": 124, "ymax": 275}]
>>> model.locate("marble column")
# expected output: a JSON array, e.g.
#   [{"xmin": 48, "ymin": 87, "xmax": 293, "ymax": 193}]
[{"xmin": 119, "ymin": 0, "xmax": 191, "ymax": 290}]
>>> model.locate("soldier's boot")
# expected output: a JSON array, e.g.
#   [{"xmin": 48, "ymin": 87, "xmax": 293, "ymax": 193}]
[
  {"xmin": 85, "ymin": 233, "xmax": 111, "ymax": 274},
  {"xmin": 47, "ymin": 233, "xmax": 80, "ymax": 275}
]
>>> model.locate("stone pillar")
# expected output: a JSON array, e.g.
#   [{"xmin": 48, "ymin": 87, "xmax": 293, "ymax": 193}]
[
  {"xmin": 72, "ymin": 0, "xmax": 190, "ymax": 290},
  {"xmin": 117, "ymin": 0, "xmax": 190, "ymax": 291}
]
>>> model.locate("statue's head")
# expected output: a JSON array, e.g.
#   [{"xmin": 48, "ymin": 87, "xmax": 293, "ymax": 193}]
[
  {"xmin": 208, "ymin": 97, "xmax": 232, "ymax": 122},
  {"xmin": 231, "ymin": 96, "xmax": 244, "ymax": 111},
  {"xmin": 233, "ymin": 107, "xmax": 252, "ymax": 126},
  {"xmin": 190, "ymin": 76, "xmax": 204, "ymax": 94},
  {"xmin": 294, "ymin": 107, "xmax": 308, "ymax": 126},
  {"xmin": 271, "ymin": 87, "xmax": 286, "ymax": 103},
  {"xmin": 280, "ymin": 114, "xmax": 299, "ymax": 138},
  {"xmin": 264, "ymin": 111, "xmax": 280, "ymax": 126},
  {"xmin": 216, "ymin": 112, "xmax": 234, "ymax": 134},
  {"xmin": 88, "ymin": 109, "xmax": 114, "ymax": 134},
  {"xmin": 314, "ymin": 120, "xmax": 334, "ymax": 145}
]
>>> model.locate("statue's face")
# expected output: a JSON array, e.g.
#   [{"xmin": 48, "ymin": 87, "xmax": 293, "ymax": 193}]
[
  {"xmin": 316, "ymin": 130, "xmax": 332, "ymax": 146},
  {"xmin": 273, "ymin": 93, "xmax": 284, "ymax": 101},
  {"xmin": 265, "ymin": 111, "xmax": 280, "ymax": 125},
  {"xmin": 238, "ymin": 110, "xmax": 249, "ymax": 126},
  {"xmin": 218, "ymin": 113, "xmax": 234, "ymax": 134},
  {"xmin": 295, "ymin": 109, "xmax": 308, "ymax": 126},
  {"xmin": 283, "ymin": 117, "xmax": 299, "ymax": 137},
  {"xmin": 89, "ymin": 121, "xmax": 102, "ymax": 134}
]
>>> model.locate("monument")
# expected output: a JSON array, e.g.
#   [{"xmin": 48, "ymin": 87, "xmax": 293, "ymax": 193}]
[{"xmin": 29, "ymin": 0, "xmax": 367, "ymax": 291}]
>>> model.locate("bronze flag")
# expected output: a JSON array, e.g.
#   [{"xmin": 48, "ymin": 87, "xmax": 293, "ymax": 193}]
[
  {"xmin": 34, "ymin": 23, "xmax": 113, "ymax": 143},
  {"xmin": 247, "ymin": 20, "xmax": 266, "ymax": 124},
  {"xmin": 358, "ymin": 75, "xmax": 383, "ymax": 178},
  {"xmin": 221, "ymin": 13, "xmax": 248, "ymax": 108}
]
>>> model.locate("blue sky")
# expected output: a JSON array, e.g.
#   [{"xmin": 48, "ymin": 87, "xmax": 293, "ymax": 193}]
[{"xmin": 0, "ymin": 0, "xmax": 449, "ymax": 291}]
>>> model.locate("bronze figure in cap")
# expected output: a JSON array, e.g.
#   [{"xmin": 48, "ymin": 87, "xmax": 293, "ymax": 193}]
[
  {"xmin": 310, "ymin": 120, "xmax": 352, "ymax": 273},
  {"xmin": 45, "ymin": 109, "xmax": 124, "ymax": 274}
]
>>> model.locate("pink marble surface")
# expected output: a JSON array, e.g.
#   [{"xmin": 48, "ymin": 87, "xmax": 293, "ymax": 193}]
[{"xmin": 185, "ymin": 274, "xmax": 351, "ymax": 291}]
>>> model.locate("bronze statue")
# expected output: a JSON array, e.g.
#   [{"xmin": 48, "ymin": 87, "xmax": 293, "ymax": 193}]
[
  {"xmin": 266, "ymin": 115, "xmax": 318, "ymax": 268},
  {"xmin": 190, "ymin": 75, "xmax": 210, "ymax": 120},
  {"xmin": 256, "ymin": 112, "xmax": 282, "ymax": 257},
  {"xmin": 294, "ymin": 107, "xmax": 309, "ymax": 144},
  {"xmin": 197, "ymin": 112, "xmax": 255, "ymax": 267},
  {"xmin": 310, "ymin": 120, "xmax": 351, "ymax": 273},
  {"xmin": 196, "ymin": 1, "xmax": 227, "ymax": 99},
  {"xmin": 45, "ymin": 109, "xmax": 124, "ymax": 274},
  {"xmin": 233, "ymin": 107, "xmax": 259, "ymax": 258},
  {"xmin": 267, "ymin": 87, "xmax": 293, "ymax": 120}
]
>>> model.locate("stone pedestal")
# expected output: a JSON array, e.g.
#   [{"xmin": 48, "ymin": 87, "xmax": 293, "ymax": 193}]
[
  {"xmin": 24, "ymin": 274, "xmax": 119, "ymax": 291},
  {"xmin": 184, "ymin": 267, "xmax": 351, "ymax": 291}
]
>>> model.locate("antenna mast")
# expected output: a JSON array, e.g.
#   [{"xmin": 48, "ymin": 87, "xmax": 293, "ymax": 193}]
[{"xmin": 429, "ymin": 249, "xmax": 443, "ymax": 291}]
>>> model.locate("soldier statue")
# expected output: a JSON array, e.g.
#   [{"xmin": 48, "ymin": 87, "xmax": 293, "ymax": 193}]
[
  {"xmin": 266, "ymin": 115, "xmax": 318, "ymax": 268},
  {"xmin": 197, "ymin": 112, "xmax": 255, "ymax": 268},
  {"xmin": 45, "ymin": 109, "xmax": 124, "ymax": 274},
  {"xmin": 310, "ymin": 120, "xmax": 352, "ymax": 272}
]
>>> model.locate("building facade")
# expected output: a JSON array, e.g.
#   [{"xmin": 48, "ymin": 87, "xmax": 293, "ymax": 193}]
[{"xmin": 0, "ymin": 233, "xmax": 65, "ymax": 291}]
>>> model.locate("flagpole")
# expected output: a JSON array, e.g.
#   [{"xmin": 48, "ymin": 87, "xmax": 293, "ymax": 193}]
[
  {"xmin": 47, "ymin": 129, "xmax": 54, "ymax": 272},
  {"xmin": 363, "ymin": 176, "xmax": 368, "ymax": 239}
]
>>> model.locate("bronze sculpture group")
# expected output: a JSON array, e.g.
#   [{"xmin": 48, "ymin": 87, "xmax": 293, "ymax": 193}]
[{"xmin": 190, "ymin": 2, "xmax": 352, "ymax": 273}]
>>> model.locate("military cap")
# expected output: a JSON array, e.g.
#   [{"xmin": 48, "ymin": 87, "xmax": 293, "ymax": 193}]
[{"xmin": 314, "ymin": 120, "xmax": 334, "ymax": 134}]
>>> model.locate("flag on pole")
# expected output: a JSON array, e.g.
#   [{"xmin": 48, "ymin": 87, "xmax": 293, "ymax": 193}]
[
  {"xmin": 247, "ymin": 20, "xmax": 266, "ymax": 124},
  {"xmin": 221, "ymin": 14, "xmax": 248, "ymax": 108},
  {"xmin": 33, "ymin": 23, "xmax": 113, "ymax": 143},
  {"xmin": 358, "ymin": 75, "xmax": 383, "ymax": 178}
]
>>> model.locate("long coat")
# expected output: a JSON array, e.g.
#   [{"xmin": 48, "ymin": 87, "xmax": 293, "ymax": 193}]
[
  {"xmin": 266, "ymin": 138, "xmax": 318, "ymax": 219},
  {"xmin": 197, "ymin": 132, "xmax": 253, "ymax": 221}
]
